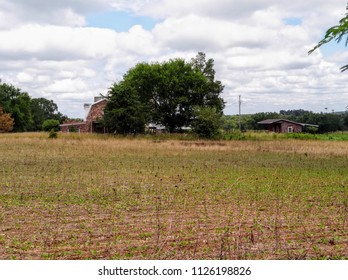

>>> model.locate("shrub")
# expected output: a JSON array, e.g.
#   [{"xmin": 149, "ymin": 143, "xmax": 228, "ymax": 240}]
[
  {"xmin": 192, "ymin": 107, "xmax": 222, "ymax": 139},
  {"xmin": 48, "ymin": 129, "xmax": 58, "ymax": 139},
  {"xmin": 42, "ymin": 119, "xmax": 60, "ymax": 132},
  {"xmin": 225, "ymin": 131, "xmax": 246, "ymax": 140},
  {"xmin": 305, "ymin": 126, "xmax": 319, "ymax": 134},
  {"xmin": 69, "ymin": 126, "xmax": 78, "ymax": 133},
  {"xmin": 0, "ymin": 107, "xmax": 14, "ymax": 133}
]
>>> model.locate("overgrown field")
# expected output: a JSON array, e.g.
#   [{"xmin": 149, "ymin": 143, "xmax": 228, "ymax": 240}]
[{"xmin": 0, "ymin": 133, "xmax": 347, "ymax": 259}]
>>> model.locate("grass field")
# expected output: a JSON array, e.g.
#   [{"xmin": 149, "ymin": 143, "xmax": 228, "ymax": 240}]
[{"xmin": 0, "ymin": 132, "xmax": 347, "ymax": 260}]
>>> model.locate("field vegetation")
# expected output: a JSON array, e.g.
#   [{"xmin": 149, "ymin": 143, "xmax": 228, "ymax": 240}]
[
  {"xmin": 0, "ymin": 132, "xmax": 347, "ymax": 259},
  {"xmin": 224, "ymin": 131, "xmax": 348, "ymax": 141}
]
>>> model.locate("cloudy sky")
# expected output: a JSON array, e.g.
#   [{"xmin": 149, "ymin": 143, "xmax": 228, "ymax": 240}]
[{"xmin": 0, "ymin": 0, "xmax": 347, "ymax": 118}]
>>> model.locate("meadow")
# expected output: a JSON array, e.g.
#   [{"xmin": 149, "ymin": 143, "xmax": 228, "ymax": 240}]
[{"xmin": 0, "ymin": 132, "xmax": 347, "ymax": 260}]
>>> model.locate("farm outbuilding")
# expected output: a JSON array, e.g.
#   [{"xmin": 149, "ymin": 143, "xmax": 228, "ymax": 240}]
[
  {"xmin": 60, "ymin": 97, "xmax": 107, "ymax": 133},
  {"xmin": 257, "ymin": 119, "xmax": 318, "ymax": 133},
  {"xmin": 59, "ymin": 121, "xmax": 86, "ymax": 133}
]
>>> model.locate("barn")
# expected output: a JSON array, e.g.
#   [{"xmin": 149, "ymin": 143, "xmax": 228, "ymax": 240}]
[
  {"xmin": 257, "ymin": 119, "xmax": 318, "ymax": 133},
  {"xmin": 60, "ymin": 97, "xmax": 107, "ymax": 133}
]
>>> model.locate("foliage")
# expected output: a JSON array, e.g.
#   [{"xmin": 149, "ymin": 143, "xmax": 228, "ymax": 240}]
[
  {"xmin": 104, "ymin": 53, "xmax": 225, "ymax": 134},
  {"xmin": 30, "ymin": 98, "xmax": 64, "ymax": 131},
  {"xmin": 0, "ymin": 81, "xmax": 64, "ymax": 132},
  {"xmin": 0, "ymin": 82, "xmax": 33, "ymax": 132},
  {"xmin": 65, "ymin": 118, "xmax": 83, "ymax": 123},
  {"xmin": 68, "ymin": 126, "xmax": 78, "ymax": 133},
  {"xmin": 224, "ymin": 131, "xmax": 247, "ymax": 140},
  {"xmin": 222, "ymin": 131, "xmax": 348, "ymax": 141},
  {"xmin": 0, "ymin": 107, "xmax": 14, "ymax": 132},
  {"xmin": 191, "ymin": 52, "xmax": 225, "ymax": 113},
  {"xmin": 221, "ymin": 109, "xmax": 348, "ymax": 133},
  {"xmin": 148, "ymin": 58, "xmax": 208, "ymax": 132},
  {"xmin": 247, "ymin": 112, "xmax": 281, "ymax": 130},
  {"xmin": 104, "ymin": 81, "xmax": 149, "ymax": 134},
  {"xmin": 309, "ymin": 4, "xmax": 348, "ymax": 71},
  {"xmin": 192, "ymin": 106, "xmax": 222, "ymax": 138},
  {"xmin": 344, "ymin": 112, "xmax": 348, "ymax": 128},
  {"xmin": 48, "ymin": 129, "xmax": 58, "ymax": 139},
  {"xmin": 221, "ymin": 114, "xmax": 264, "ymax": 132},
  {"xmin": 1, "ymin": 133, "xmax": 347, "ymax": 259},
  {"xmin": 304, "ymin": 126, "xmax": 319, "ymax": 134},
  {"xmin": 221, "ymin": 114, "xmax": 254, "ymax": 132},
  {"xmin": 42, "ymin": 119, "xmax": 60, "ymax": 132}
]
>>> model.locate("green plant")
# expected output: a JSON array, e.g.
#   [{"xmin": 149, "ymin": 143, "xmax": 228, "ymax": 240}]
[
  {"xmin": 1, "ymin": 132, "xmax": 347, "ymax": 260},
  {"xmin": 42, "ymin": 119, "xmax": 60, "ymax": 132},
  {"xmin": 48, "ymin": 129, "xmax": 58, "ymax": 139},
  {"xmin": 69, "ymin": 126, "xmax": 78, "ymax": 133},
  {"xmin": 225, "ymin": 131, "xmax": 246, "ymax": 140},
  {"xmin": 192, "ymin": 107, "xmax": 222, "ymax": 139},
  {"xmin": 305, "ymin": 126, "xmax": 319, "ymax": 134}
]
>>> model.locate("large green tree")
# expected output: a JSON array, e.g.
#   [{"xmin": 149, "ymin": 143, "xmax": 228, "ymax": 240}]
[
  {"xmin": 104, "ymin": 81, "xmax": 149, "ymax": 134},
  {"xmin": 0, "ymin": 82, "xmax": 33, "ymax": 132},
  {"xmin": 309, "ymin": 3, "xmax": 348, "ymax": 71},
  {"xmin": 30, "ymin": 98, "xmax": 64, "ymax": 131},
  {"xmin": 104, "ymin": 53, "xmax": 225, "ymax": 133},
  {"xmin": 191, "ymin": 52, "xmax": 225, "ymax": 113}
]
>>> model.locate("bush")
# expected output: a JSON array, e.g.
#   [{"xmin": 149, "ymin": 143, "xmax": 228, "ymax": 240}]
[
  {"xmin": 69, "ymin": 126, "xmax": 78, "ymax": 133},
  {"xmin": 42, "ymin": 119, "xmax": 60, "ymax": 132},
  {"xmin": 0, "ymin": 107, "xmax": 14, "ymax": 133},
  {"xmin": 304, "ymin": 126, "xmax": 318, "ymax": 134},
  {"xmin": 192, "ymin": 107, "xmax": 222, "ymax": 139},
  {"xmin": 225, "ymin": 131, "xmax": 246, "ymax": 140},
  {"xmin": 48, "ymin": 129, "xmax": 58, "ymax": 139}
]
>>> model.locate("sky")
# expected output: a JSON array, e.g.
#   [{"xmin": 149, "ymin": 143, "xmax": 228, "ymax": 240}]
[{"xmin": 0, "ymin": 0, "xmax": 348, "ymax": 118}]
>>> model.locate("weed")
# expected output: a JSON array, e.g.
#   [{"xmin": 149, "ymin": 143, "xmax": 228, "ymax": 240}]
[
  {"xmin": 139, "ymin": 233, "xmax": 152, "ymax": 240},
  {"xmin": 48, "ymin": 130, "xmax": 58, "ymax": 139}
]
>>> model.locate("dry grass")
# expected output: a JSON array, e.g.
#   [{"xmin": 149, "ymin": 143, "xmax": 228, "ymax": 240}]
[{"xmin": 0, "ymin": 132, "xmax": 347, "ymax": 259}]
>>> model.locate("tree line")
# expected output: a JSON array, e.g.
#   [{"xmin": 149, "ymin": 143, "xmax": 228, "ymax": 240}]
[
  {"xmin": 222, "ymin": 109, "xmax": 348, "ymax": 134},
  {"xmin": 2, "ymin": 51, "xmax": 348, "ymax": 136},
  {"xmin": 0, "ymin": 81, "xmax": 65, "ymax": 132},
  {"xmin": 102, "ymin": 52, "xmax": 348, "ymax": 136}
]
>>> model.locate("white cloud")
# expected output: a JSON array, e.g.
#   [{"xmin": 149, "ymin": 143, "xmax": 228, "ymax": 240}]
[
  {"xmin": 16, "ymin": 72, "xmax": 34, "ymax": 83},
  {"xmin": 0, "ymin": 0, "xmax": 348, "ymax": 118},
  {"xmin": 124, "ymin": 0, "xmax": 277, "ymax": 19},
  {"xmin": 0, "ymin": 0, "xmax": 111, "ymax": 27},
  {"xmin": 153, "ymin": 15, "xmax": 274, "ymax": 52},
  {"xmin": 47, "ymin": 79, "xmax": 88, "ymax": 93},
  {"xmin": 0, "ymin": 25, "xmax": 119, "ymax": 60}
]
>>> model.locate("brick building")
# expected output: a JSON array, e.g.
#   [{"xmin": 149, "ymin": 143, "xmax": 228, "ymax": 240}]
[{"xmin": 60, "ymin": 97, "xmax": 107, "ymax": 133}]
